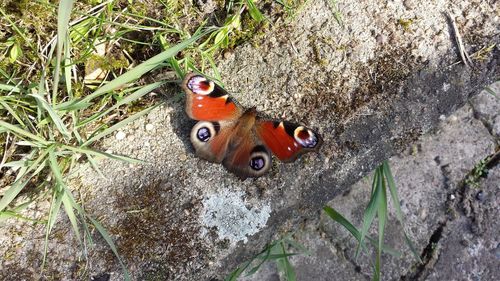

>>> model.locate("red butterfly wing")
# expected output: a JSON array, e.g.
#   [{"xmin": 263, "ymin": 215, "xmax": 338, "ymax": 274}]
[
  {"xmin": 182, "ymin": 73, "xmax": 242, "ymax": 121},
  {"xmin": 190, "ymin": 120, "xmax": 235, "ymax": 163},
  {"xmin": 256, "ymin": 120, "xmax": 322, "ymax": 162}
]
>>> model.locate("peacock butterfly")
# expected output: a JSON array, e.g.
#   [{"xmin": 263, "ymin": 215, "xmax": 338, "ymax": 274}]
[{"xmin": 181, "ymin": 73, "xmax": 322, "ymax": 179}]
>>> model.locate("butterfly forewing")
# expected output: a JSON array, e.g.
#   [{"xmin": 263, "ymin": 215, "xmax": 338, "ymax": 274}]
[
  {"xmin": 182, "ymin": 73, "xmax": 242, "ymax": 121},
  {"xmin": 256, "ymin": 120, "xmax": 322, "ymax": 162}
]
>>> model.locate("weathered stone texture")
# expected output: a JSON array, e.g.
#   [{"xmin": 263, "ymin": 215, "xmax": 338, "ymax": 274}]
[{"xmin": 0, "ymin": 0, "xmax": 498, "ymax": 280}]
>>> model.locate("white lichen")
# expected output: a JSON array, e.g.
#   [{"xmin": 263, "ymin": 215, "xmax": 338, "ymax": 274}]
[{"xmin": 201, "ymin": 189, "xmax": 271, "ymax": 245}]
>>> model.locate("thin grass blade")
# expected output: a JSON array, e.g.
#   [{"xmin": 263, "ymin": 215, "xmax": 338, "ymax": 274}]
[
  {"xmin": 355, "ymin": 171, "xmax": 381, "ymax": 260},
  {"xmin": 375, "ymin": 166, "xmax": 387, "ymax": 281},
  {"xmin": 276, "ymin": 242, "xmax": 297, "ymax": 281},
  {"xmin": 48, "ymin": 150, "xmax": 82, "ymax": 243},
  {"xmin": 61, "ymin": 144, "xmax": 142, "ymax": 164},
  {"xmin": 382, "ymin": 161, "xmax": 422, "ymax": 262},
  {"xmin": 323, "ymin": 206, "xmax": 400, "ymax": 257},
  {"xmin": 0, "ymin": 149, "xmax": 49, "ymax": 212},
  {"xmin": 168, "ymin": 57, "xmax": 184, "ymax": 79},
  {"xmin": 0, "ymin": 100, "xmax": 26, "ymax": 126},
  {"xmin": 52, "ymin": 0, "xmax": 75, "ymax": 103},
  {"xmin": 225, "ymin": 260, "xmax": 252, "ymax": 281},
  {"xmin": 86, "ymin": 153, "xmax": 106, "ymax": 178},
  {"xmin": 0, "ymin": 83, "xmax": 21, "ymax": 93},
  {"xmin": 77, "ymin": 81, "xmax": 165, "ymax": 128},
  {"xmin": 0, "ymin": 178, "xmax": 32, "ymax": 213},
  {"xmin": 0, "ymin": 210, "xmax": 45, "ymax": 224},
  {"xmin": 75, "ymin": 27, "xmax": 216, "ymax": 107},
  {"xmin": 484, "ymin": 85, "xmax": 499, "ymax": 99},
  {"xmin": 0, "ymin": 120, "xmax": 51, "ymax": 146},
  {"xmin": 82, "ymin": 102, "xmax": 161, "ymax": 146},
  {"xmin": 87, "ymin": 215, "xmax": 131, "ymax": 280},
  {"xmin": 64, "ymin": 35, "xmax": 73, "ymax": 98},
  {"xmin": 29, "ymin": 94, "xmax": 71, "ymax": 139},
  {"xmin": 61, "ymin": 192, "xmax": 82, "ymax": 243},
  {"xmin": 42, "ymin": 186, "xmax": 64, "ymax": 269},
  {"xmin": 245, "ymin": 247, "xmax": 272, "ymax": 276},
  {"xmin": 245, "ymin": 0, "xmax": 265, "ymax": 22},
  {"xmin": 285, "ymin": 238, "xmax": 310, "ymax": 256}
]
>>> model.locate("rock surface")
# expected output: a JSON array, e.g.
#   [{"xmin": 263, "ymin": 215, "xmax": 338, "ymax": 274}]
[
  {"xmin": 0, "ymin": 0, "xmax": 499, "ymax": 280},
  {"xmin": 243, "ymin": 85, "xmax": 499, "ymax": 280}
]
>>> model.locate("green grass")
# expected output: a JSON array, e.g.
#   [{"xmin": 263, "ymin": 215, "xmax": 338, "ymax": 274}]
[
  {"xmin": 325, "ymin": 161, "xmax": 421, "ymax": 280},
  {"xmin": 327, "ymin": 0, "xmax": 344, "ymax": 27},
  {"xmin": 225, "ymin": 162, "xmax": 417, "ymax": 281},
  {"xmin": 225, "ymin": 235, "xmax": 308, "ymax": 281},
  {"xmin": 0, "ymin": 0, "xmax": 270, "ymax": 278},
  {"xmin": 465, "ymin": 156, "xmax": 491, "ymax": 188}
]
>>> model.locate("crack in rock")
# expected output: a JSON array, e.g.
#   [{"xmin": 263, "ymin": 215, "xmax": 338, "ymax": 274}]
[{"xmin": 401, "ymin": 151, "xmax": 500, "ymax": 280}]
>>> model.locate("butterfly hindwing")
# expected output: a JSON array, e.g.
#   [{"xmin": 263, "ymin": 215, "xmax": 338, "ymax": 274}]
[
  {"xmin": 256, "ymin": 120, "xmax": 322, "ymax": 162},
  {"xmin": 222, "ymin": 133, "xmax": 272, "ymax": 179},
  {"xmin": 190, "ymin": 120, "xmax": 236, "ymax": 163},
  {"xmin": 182, "ymin": 73, "xmax": 242, "ymax": 121}
]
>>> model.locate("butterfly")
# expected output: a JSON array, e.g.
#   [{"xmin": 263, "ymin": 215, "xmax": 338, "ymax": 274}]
[{"xmin": 181, "ymin": 73, "xmax": 322, "ymax": 179}]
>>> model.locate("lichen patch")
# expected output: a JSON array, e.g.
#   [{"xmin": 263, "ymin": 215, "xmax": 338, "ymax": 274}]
[{"xmin": 201, "ymin": 189, "xmax": 271, "ymax": 244}]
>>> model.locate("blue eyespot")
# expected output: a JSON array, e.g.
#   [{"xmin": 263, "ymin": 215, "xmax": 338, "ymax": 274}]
[
  {"xmin": 250, "ymin": 157, "xmax": 265, "ymax": 171},
  {"xmin": 197, "ymin": 127, "xmax": 211, "ymax": 142}
]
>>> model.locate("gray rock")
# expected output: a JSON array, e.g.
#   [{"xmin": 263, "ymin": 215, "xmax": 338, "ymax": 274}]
[
  {"xmin": 426, "ymin": 166, "xmax": 500, "ymax": 281},
  {"xmin": 471, "ymin": 81, "xmax": 500, "ymax": 139},
  {"xmin": 244, "ymin": 100, "xmax": 495, "ymax": 281},
  {"xmin": 0, "ymin": 0, "xmax": 498, "ymax": 280}
]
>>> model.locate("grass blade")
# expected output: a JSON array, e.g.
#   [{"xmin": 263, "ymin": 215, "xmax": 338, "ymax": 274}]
[
  {"xmin": 0, "ymin": 100, "xmax": 26, "ymax": 127},
  {"xmin": 52, "ymin": 0, "xmax": 75, "ymax": 103},
  {"xmin": 77, "ymin": 81, "xmax": 166, "ymax": 128},
  {"xmin": 245, "ymin": 247, "xmax": 272, "ymax": 276},
  {"xmin": 285, "ymin": 238, "xmax": 310, "ymax": 256},
  {"xmin": 225, "ymin": 260, "xmax": 252, "ymax": 281},
  {"xmin": 0, "ymin": 120, "xmax": 51, "ymax": 146},
  {"xmin": 86, "ymin": 153, "xmax": 106, "ymax": 179},
  {"xmin": 42, "ymin": 185, "xmax": 64, "ymax": 270},
  {"xmin": 87, "ymin": 215, "xmax": 131, "ymax": 281},
  {"xmin": 355, "ymin": 170, "xmax": 381, "ymax": 260},
  {"xmin": 275, "ymin": 242, "xmax": 297, "ymax": 281},
  {"xmin": 0, "ymin": 149, "xmax": 49, "ymax": 212},
  {"xmin": 323, "ymin": 206, "xmax": 400, "ymax": 257},
  {"xmin": 484, "ymin": 84, "xmax": 499, "ymax": 99},
  {"xmin": 0, "ymin": 83, "xmax": 21, "ymax": 93},
  {"xmin": 0, "ymin": 210, "xmax": 45, "ymax": 224},
  {"xmin": 0, "ymin": 178, "xmax": 33, "ymax": 213},
  {"xmin": 82, "ymin": 102, "xmax": 161, "ymax": 146},
  {"xmin": 75, "ymin": 27, "xmax": 216, "ymax": 107},
  {"xmin": 61, "ymin": 144, "xmax": 142, "ymax": 164},
  {"xmin": 48, "ymin": 150, "xmax": 81, "ymax": 243},
  {"xmin": 245, "ymin": 0, "xmax": 265, "ymax": 22},
  {"xmin": 29, "ymin": 94, "xmax": 71, "ymax": 139},
  {"xmin": 382, "ymin": 161, "xmax": 422, "ymax": 262},
  {"xmin": 375, "ymin": 166, "xmax": 387, "ymax": 281},
  {"xmin": 64, "ymin": 34, "xmax": 73, "ymax": 98}
]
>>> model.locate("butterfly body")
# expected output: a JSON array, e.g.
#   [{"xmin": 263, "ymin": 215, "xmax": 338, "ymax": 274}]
[{"xmin": 182, "ymin": 73, "xmax": 322, "ymax": 179}]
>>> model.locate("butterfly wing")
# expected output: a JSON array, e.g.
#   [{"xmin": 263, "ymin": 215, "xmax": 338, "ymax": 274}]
[
  {"xmin": 222, "ymin": 132, "xmax": 272, "ymax": 179},
  {"xmin": 183, "ymin": 73, "xmax": 243, "ymax": 164},
  {"xmin": 182, "ymin": 73, "xmax": 243, "ymax": 121},
  {"xmin": 190, "ymin": 120, "xmax": 236, "ymax": 163},
  {"xmin": 256, "ymin": 120, "xmax": 322, "ymax": 162},
  {"xmin": 183, "ymin": 73, "xmax": 322, "ymax": 179}
]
